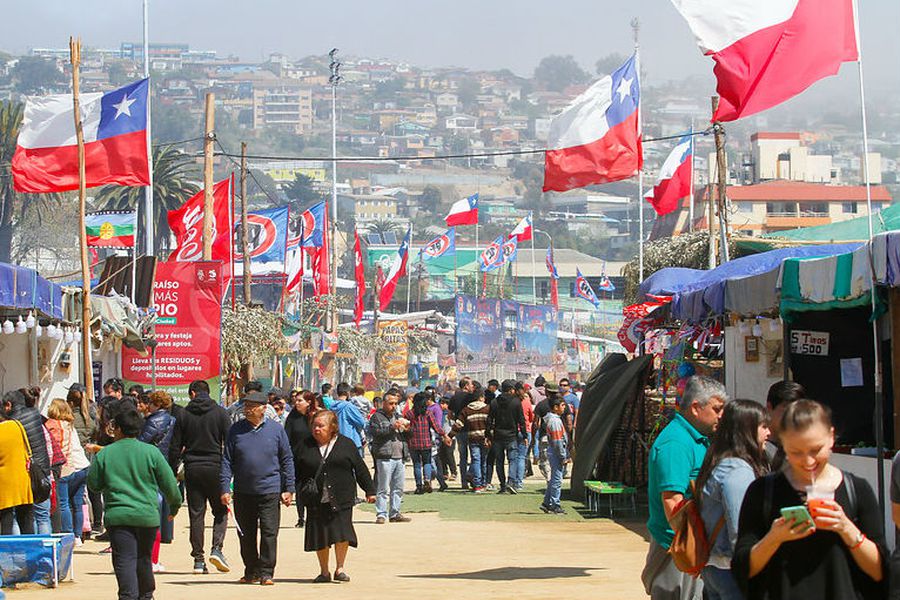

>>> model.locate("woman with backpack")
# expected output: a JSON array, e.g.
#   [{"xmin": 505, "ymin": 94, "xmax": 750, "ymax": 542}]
[
  {"xmin": 732, "ymin": 399, "xmax": 886, "ymax": 599},
  {"xmin": 695, "ymin": 400, "xmax": 770, "ymax": 599}
]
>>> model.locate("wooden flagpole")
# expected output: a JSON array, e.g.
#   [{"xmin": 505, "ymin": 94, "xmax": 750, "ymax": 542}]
[
  {"xmin": 70, "ymin": 37, "xmax": 94, "ymax": 402},
  {"xmin": 240, "ymin": 142, "xmax": 251, "ymax": 305},
  {"xmin": 202, "ymin": 92, "xmax": 215, "ymax": 260}
]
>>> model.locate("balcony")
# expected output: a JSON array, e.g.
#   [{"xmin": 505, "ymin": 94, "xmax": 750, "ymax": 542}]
[{"xmin": 765, "ymin": 215, "xmax": 831, "ymax": 230}]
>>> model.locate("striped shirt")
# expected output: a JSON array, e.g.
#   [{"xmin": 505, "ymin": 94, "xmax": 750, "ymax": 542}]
[
  {"xmin": 451, "ymin": 400, "xmax": 490, "ymax": 444},
  {"xmin": 544, "ymin": 412, "xmax": 568, "ymax": 460}
]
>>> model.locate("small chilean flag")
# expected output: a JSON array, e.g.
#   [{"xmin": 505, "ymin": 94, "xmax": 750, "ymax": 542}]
[
  {"xmin": 645, "ymin": 133, "xmax": 693, "ymax": 216},
  {"xmin": 13, "ymin": 79, "xmax": 150, "ymax": 193},
  {"xmin": 445, "ymin": 193, "xmax": 479, "ymax": 226},
  {"xmin": 672, "ymin": 0, "xmax": 858, "ymax": 122},
  {"xmin": 508, "ymin": 213, "xmax": 532, "ymax": 242},
  {"xmin": 379, "ymin": 226, "xmax": 411, "ymax": 311},
  {"xmin": 543, "ymin": 55, "xmax": 642, "ymax": 193}
]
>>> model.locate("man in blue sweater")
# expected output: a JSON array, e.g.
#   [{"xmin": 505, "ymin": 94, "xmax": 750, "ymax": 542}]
[{"xmin": 220, "ymin": 392, "xmax": 294, "ymax": 586}]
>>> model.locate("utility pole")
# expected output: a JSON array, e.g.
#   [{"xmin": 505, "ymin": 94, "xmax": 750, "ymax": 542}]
[
  {"xmin": 416, "ymin": 259, "xmax": 423, "ymax": 311},
  {"xmin": 712, "ymin": 96, "xmax": 730, "ymax": 263},
  {"xmin": 202, "ymin": 93, "xmax": 215, "ymax": 260},
  {"xmin": 240, "ymin": 141, "xmax": 251, "ymax": 304},
  {"xmin": 142, "ymin": 0, "xmax": 154, "ymax": 258},
  {"xmin": 633, "ymin": 18, "xmax": 645, "ymax": 282},
  {"xmin": 328, "ymin": 48, "xmax": 341, "ymax": 332}
]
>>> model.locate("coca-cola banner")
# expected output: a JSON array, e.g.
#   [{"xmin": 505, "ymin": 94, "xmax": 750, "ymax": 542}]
[
  {"xmin": 122, "ymin": 261, "xmax": 223, "ymax": 404},
  {"xmin": 167, "ymin": 178, "xmax": 231, "ymax": 262}
]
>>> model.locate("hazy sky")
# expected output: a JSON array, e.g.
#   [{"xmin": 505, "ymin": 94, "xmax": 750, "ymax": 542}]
[{"xmin": 4, "ymin": 0, "xmax": 899, "ymax": 89}]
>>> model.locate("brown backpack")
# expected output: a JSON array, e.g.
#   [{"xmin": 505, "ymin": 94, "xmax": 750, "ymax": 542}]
[{"xmin": 667, "ymin": 481, "xmax": 724, "ymax": 577}]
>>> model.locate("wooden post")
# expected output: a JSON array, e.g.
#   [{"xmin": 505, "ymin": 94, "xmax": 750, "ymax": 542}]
[
  {"xmin": 70, "ymin": 37, "xmax": 94, "ymax": 403},
  {"xmin": 202, "ymin": 92, "xmax": 215, "ymax": 260},
  {"xmin": 240, "ymin": 142, "xmax": 251, "ymax": 304},
  {"xmin": 712, "ymin": 95, "xmax": 730, "ymax": 263}
]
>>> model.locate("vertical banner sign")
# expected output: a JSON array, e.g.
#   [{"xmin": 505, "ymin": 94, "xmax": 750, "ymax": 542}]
[
  {"xmin": 454, "ymin": 294, "xmax": 503, "ymax": 370},
  {"xmin": 515, "ymin": 303, "xmax": 558, "ymax": 368},
  {"xmin": 377, "ymin": 320, "xmax": 409, "ymax": 384},
  {"xmin": 122, "ymin": 261, "xmax": 223, "ymax": 404}
]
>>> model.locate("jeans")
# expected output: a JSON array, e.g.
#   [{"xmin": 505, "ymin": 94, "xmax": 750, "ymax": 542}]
[
  {"xmin": 431, "ymin": 449, "xmax": 446, "ymax": 487},
  {"xmin": 109, "ymin": 525, "xmax": 157, "ymax": 600},
  {"xmin": 185, "ymin": 466, "xmax": 228, "ymax": 561},
  {"xmin": 484, "ymin": 445, "xmax": 496, "ymax": 485},
  {"xmin": 701, "ymin": 566, "xmax": 742, "ymax": 600},
  {"xmin": 515, "ymin": 433, "xmax": 530, "ymax": 488},
  {"xmin": 543, "ymin": 450, "xmax": 564, "ymax": 509},
  {"xmin": 456, "ymin": 432, "xmax": 468, "ymax": 487},
  {"xmin": 233, "ymin": 493, "xmax": 280, "ymax": 580},
  {"xmin": 0, "ymin": 504, "xmax": 34, "ymax": 535},
  {"xmin": 33, "ymin": 497, "xmax": 51, "ymax": 535},
  {"xmin": 440, "ymin": 438, "xmax": 457, "ymax": 477},
  {"xmin": 375, "ymin": 458, "xmax": 405, "ymax": 519},
  {"xmin": 468, "ymin": 443, "xmax": 487, "ymax": 489},
  {"xmin": 58, "ymin": 467, "xmax": 89, "ymax": 534},
  {"xmin": 538, "ymin": 437, "xmax": 551, "ymax": 481},
  {"xmin": 494, "ymin": 438, "xmax": 519, "ymax": 490},
  {"xmin": 410, "ymin": 449, "xmax": 432, "ymax": 488}
]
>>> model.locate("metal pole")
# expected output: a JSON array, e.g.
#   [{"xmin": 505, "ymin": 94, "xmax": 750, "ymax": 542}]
[
  {"xmin": 240, "ymin": 142, "xmax": 251, "ymax": 304},
  {"xmin": 688, "ymin": 121, "xmax": 695, "ymax": 232},
  {"xmin": 406, "ymin": 225, "xmax": 413, "ymax": 314},
  {"xmin": 142, "ymin": 0, "xmax": 154, "ymax": 258},
  {"xmin": 853, "ymin": 0, "xmax": 884, "ymax": 517},
  {"xmin": 329, "ymin": 49, "xmax": 341, "ymax": 332},
  {"xmin": 529, "ymin": 212, "xmax": 536, "ymax": 301},
  {"xmin": 474, "ymin": 223, "xmax": 479, "ymax": 298},
  {"xmin": 70, "ymin": 37, "xmax": 94, "ymax": 402},
  {"xmin": 201, "ymin": 93, "xmax": 215, "ymax": 260},
  {"xmin": 633, "ymin": 19, "xmax": 644, "ymax": 283}
]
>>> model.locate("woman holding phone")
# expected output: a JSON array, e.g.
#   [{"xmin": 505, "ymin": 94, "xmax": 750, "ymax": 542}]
[{"xmin": 733, "ymin": 399, "xmax": 886, "ymax": 599}]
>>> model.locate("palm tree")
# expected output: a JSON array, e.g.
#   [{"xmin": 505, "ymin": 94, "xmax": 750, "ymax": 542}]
[
  {"xmin": 95, "ymin": 145, "xmax": 200, "ymax": 257},
  {"xmin": 0, "ymin": 100, "xmax": 61, "ymax": 264}
]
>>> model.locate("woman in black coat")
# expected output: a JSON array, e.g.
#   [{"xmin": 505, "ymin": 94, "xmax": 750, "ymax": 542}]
[
  {"xmin": 296, "ymin": 410, "xmax": 375, "ymax": 583},
  {"xmin": 284, "ymin": 391, "xmax": 318, "ymax": 527}
]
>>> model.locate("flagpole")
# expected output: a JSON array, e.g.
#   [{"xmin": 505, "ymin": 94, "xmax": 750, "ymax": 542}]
[
  {"xmin": 688, "ymin": 121, "xmax": 695, "ymax": 232},
  {"xmin": 852, "ymin": 0, "xmax": 884, "ymax": 516},
  {"xmin": 529, "ymin": 212, "xmax": 536, "ymax": 302},
  {"xmin": 474, "ymin": 222, "xmax": 479, "ymax": 298},
  {"xmin": 329, "ymin": 49, "xmax": 341, "ymax": 332},
  {"xmin": 142, "ymin": 0, "xmax": 154, "ymax": 259},
  {"xmin": 70, "ymin": 37, "xmax": 94, "ymax": 403},
  {"xmin": 633, "ymin": 19, "xmax": 644, "ymax": 283},
  {"xmin": 406, "ymin": 225, "xmax": 413, "ymax": 314},
  {"xmin": 130, "ymin": 212, "xmax": 137, "ymax": 305}
]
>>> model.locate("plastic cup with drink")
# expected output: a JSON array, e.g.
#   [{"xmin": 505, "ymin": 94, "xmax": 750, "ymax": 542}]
[{"xmin": 806, "ymin": 484, "xmax": 835, "ymax": 519}]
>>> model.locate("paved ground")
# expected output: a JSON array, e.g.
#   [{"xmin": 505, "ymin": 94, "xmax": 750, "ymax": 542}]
[{"xmin": 10, "ymin": 479, "xmax": 651, "ymax": 599}]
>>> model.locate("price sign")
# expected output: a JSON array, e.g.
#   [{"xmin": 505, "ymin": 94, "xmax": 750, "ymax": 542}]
[{"xmin": 790, "ymin": 330, "xmax": 829, "ymax": 356}]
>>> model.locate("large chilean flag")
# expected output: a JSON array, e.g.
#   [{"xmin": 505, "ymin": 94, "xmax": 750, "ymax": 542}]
[
  {"xmin": 645, "ymin": 133, "xmax": 692, "ymax": 216},
  {"xmin": 379, "ymin": 226, "xmax": 411, "ymax": 311},
  {"xmin": 543, "ymin": 55, "xmax": 642, "ymax": 193},
  {"xmin": 13, "ymin": 78, "xmax": 151, "ymax": 193},
  {"xmin": 672, "ymin": 0, "xmax": 858, "ymax": 122},
  {"xmin": 445, "ymin": 193, "xmax": 479, "ymax": 227}
]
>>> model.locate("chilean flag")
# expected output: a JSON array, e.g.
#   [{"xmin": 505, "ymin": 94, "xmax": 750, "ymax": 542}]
[
  {"xmin": 379, "ymin": 226, "xmax": 411, "ymax": 311},
  {"xmin": 13, "ymin": 78, "xmax": 150, "ymax": 193},
  {"xmin": 508, "ymin": 213, "xmax": 533, "ymax": 242},
  {"xmin": 574, "ymin": 268, "xmax": 601, "ymax": 309},
  {"xmin": 645, "ymin": 133, "xmax": 693, "ymax": 216},
  {"xmin": 543, "ymin": 55, "xmax": 642, "ymax": 193},
  {"xmin": 445, "ymin": 193, "xmax": 479, "ymax": 226},
  {"xmin": 672, "ymin": 0, "xmax": 858, "ymax": 122}
]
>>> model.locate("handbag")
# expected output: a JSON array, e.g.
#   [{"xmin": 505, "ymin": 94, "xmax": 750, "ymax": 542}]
[
  {"xmin": 16, "ymin": 420, "xmax": 51, "ymax": 503},
  {"xmin": 299, "ymin": 440, "xmax": 335, "ymax": 506}
]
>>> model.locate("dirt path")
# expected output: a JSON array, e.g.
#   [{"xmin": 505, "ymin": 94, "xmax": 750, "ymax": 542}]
[{"xmin": 10, "ymin": 484, "xmax": 651, "ymax": 599}]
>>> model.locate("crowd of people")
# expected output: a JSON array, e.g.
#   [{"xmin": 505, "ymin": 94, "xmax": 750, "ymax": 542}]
[
  {"xmin": 643, "ymin": 376, "xmax": 892, "ymax": 600},
  {"xmin": 0, "ymin": 373, "xmax": 584, "ymax": 598}
]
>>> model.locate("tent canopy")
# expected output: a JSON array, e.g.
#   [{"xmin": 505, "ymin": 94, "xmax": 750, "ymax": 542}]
[{"xmin": 0, "ymin": 263, "xmax": 64, "ymax": 320}]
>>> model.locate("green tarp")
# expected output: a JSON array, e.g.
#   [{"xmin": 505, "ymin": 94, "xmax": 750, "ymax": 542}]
[{"xmin": 764, "ymin": 203, "xmax": 900, "ymax": 242}]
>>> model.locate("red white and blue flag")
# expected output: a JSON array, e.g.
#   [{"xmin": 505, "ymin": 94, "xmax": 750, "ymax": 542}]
[
  {"xmin": 646, "ymin": 133, "xmax": 693, "ymax": 216},
  {"xmin": 546, "ymin": 246, "xmax": 560, "ymax": 308},
  {"xmin": 672, "ymin": 0, "xmax": 858, "ymax": 122},
  {"xmin": 508, "ymin": 213, "xmax": 533, "ymax": 242},
  {"xmin": 419, "ymin": 227, "xmax": 455, "ymax": 261},
  {"xmin": 599, "ymin": 275, "xmax": 616, "ymax": 292},
  {"xmin": 543, "ymin": 55, "xmax": 642, "ymax": 192},
  {"xmin": 445, "ymin": 193, "xmax": 479, "ymax": 227},
  {"xmin": 284, "ymin": 201, "xmax": 327, "ymax": 296},
  {"xmin": 480, "ymin": 236, "xmax": 505, "ymax": 272},
  {"xmin": 574, "ymin": 268, "xmax": 601, "ymax": 309},
  {"xmin": 501, "ymin": 236, "xmax": 518, "ymax": 264},
  {"xmin": 13, "ymin": 78, "xmax": 151, "ymax": 193},
  {"xmin": 379, "ymin": 226, "xmax": 411, "ymax": 311}
]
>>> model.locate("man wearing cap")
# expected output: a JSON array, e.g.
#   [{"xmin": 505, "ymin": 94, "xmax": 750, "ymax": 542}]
[
  {"xmin": 220, "ymin": 391, "xmax": 294, "ymax": 585},
  {"xmin": 228, "ymin": 381, "xmax": 277, "ymax": 425},
  {"xmin": 486, "ymin": 380, "xmax": 527, "ymax": 494}
]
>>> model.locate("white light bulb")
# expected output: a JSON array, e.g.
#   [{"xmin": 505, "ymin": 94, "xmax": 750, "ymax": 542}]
[
  {"xmin": 35, "ymin": 324, "xmax": 43, "ymax": 337},
  {"xmin": 752, "ymin": 321, "xmax": 763, "ymax": 337},
  {"xmin": 15, "ymin": 316, "xmax": 26, "ymax": 335},
  {"xmin": 2, "ymin": 320, "xmax": 14, "ymax": 335},
  {"xmin": 46, "ymin": 324, "xmax": 57, "ymax": 338},
  {"xmin": 738, "ymin": 321, "xmax": 750, "ymax": 335},
  {"xmin": 64, "ymin": 329, "xmax": 74, "ymax": 344},
  {"xmin": 769, "ymin": 318, "xmax": 781, "ymax": 332},
  {"xmin": 74, "ymin": 330, "xmax": 82, "ymax": 343},
  {"xmin": 54, "ymin": 327, "xmax": 64, "ymax": 340},
  {"xmin": 25, "ymin": 312, "xmax": 35, "ymax": 329}
]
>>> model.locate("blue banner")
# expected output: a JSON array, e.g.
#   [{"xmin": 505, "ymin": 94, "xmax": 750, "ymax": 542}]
[
  {"xmin": 516, "ymin": 303, "xmax": 558, "ymax": 366},
  {"xmin": 455, "ymin": 295, "xmax": 503, "ymax": 364},
  {"xmin": 235, "ymin": 206, "xmax": 289, "ymax": 275}
]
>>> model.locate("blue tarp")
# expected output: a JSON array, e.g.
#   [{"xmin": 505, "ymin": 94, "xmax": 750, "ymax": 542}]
[
  {"xmin": 0, "ymin": 533, "xmax": 74, "ymax": 587},
  {"xmin": 638, "ymin": 267, "xmax": 707, "ymax": 300},
  {"xmin": 650, "ymin": 244, "xmax": 863, "ymax": 323},
  {"xmin": 0, "ymin": 263, "xmax": 64, "ymax": 320}
]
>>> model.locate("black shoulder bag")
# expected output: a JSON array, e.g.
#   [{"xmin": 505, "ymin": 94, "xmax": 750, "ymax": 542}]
[
  {"xmin": 299, "ymin": 442, "xmax": 333, "ymax": 507},
  {"xmin": 17, "ymin": 420, "xmax": 51, "ymax": 503}
]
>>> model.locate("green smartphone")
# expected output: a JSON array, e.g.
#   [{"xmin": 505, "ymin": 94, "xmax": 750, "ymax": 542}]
[{"xmin": 780, "ymin": 505, "xmax": 814, "ymax": 531}]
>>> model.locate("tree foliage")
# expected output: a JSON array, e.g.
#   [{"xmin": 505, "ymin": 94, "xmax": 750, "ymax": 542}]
[
  {"xmin": 533, "ymin": 55, "xmax": 588, "ymax": 92},
  {"xmin": 10, "ymin": 57, "xmax": 66, "ymax": 95},
  {"xmin": 284, "ymin": 173, "xmax": 324, "ymax": 205},
  {"xmin": 595, "ymin": 53, "xmax": 628, "ymax": 76}
]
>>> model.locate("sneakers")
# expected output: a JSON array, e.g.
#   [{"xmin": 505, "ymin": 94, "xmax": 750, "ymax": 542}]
[
  {"xmin": 551, "ymin": 506, "xmax": 567, "ymax": 515},
  {"xmin": 472, "ymin": 486, "xmax": 487, "ymax": 494},
  {"xmin": 438, "ymin": 482, "xmax": 449, "ymax": 492},
  {"xmin": 238, "ymin": 575, "xmax": 259, "ymax": 584},
  {"xmin": 209, "ymin": 549, "xmax": 230, "ymax": 573},
  {"xmin": 485, "ymin": 484, "xmax": 496, "ymax": 491},
  {"xmin": 507, "ymin": 486, "xmax": 518, "ymax": 495},
  {"xmin": 539, "ymin": 503, "xmax": 551, "ymax": 514},
  {"xmin": 193, "ymin": 560, "xmax": 209, "ymax": 574},
  {"xmin": 152, "ymin": 563, "xmax": 165, "ymax": 573},
  {"xmin": 423, "ymin": 481, "xmax": 433, "ymax": 493},
  {"xmin": 414, "ymin": 486, "xmax": 425, "ymax": 495},
  {"xmin": 389, "ymin": 514, "xmax": 412, "ymax": 523},
  {"xmin": 95, "ymin": 530, "xmax": 110, "ymax": 542},
  {"xmin": 375, "ymin": 516, "xmax": 386, "ymax": 524},
  {"xmin": 497, "ymin": 487, "xmax": 507, "ymax": 494}
]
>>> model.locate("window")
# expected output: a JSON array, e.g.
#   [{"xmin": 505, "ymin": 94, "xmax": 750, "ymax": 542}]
[
  {"xmin": 540, "ymin": 280, "xmax": 549, "ymax": 299},
  {"xmin": 842, "ymin": 202, "xmax": 858, "ymax": 214},
  {"xmin": 736, "ymin": 202, "xmax": 753, "ymax": 214},
  {"xmin": 766, "ymin": 202, "xmax": 797, "ymax": 216},
  {"xmin": 798, "ymin": 202, "xmax": 827, "ymax": 216}
]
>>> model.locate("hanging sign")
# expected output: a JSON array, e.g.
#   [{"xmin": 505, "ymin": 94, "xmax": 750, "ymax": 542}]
[{"xmin": 789, "ymin": 330, "xmax": 829, "ymax": 356}]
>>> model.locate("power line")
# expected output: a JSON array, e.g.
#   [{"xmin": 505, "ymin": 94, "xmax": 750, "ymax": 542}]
[{"xmin": 214, "ymin": 139, "xmax": 283, "ymax": 207}]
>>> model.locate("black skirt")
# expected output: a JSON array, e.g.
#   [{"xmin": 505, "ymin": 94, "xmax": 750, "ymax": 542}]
[{"xmin": 304, "ymin": 505, "xmax": 357, "ymax": 552}]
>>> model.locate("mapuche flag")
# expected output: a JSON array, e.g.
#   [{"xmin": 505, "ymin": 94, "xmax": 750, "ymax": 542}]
[
  {"xmin": 85, "ymin": 211, "xmax": 136, "ymax": 248},
  {"xmin": 13, "ymin": 79, "xmax": 151, "ymax": 193}
]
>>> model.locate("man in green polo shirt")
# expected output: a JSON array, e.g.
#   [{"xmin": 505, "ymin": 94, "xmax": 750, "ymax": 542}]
[{"xmin": 641, "ymin": 376, "xmax": 727, "ymax": 600}]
